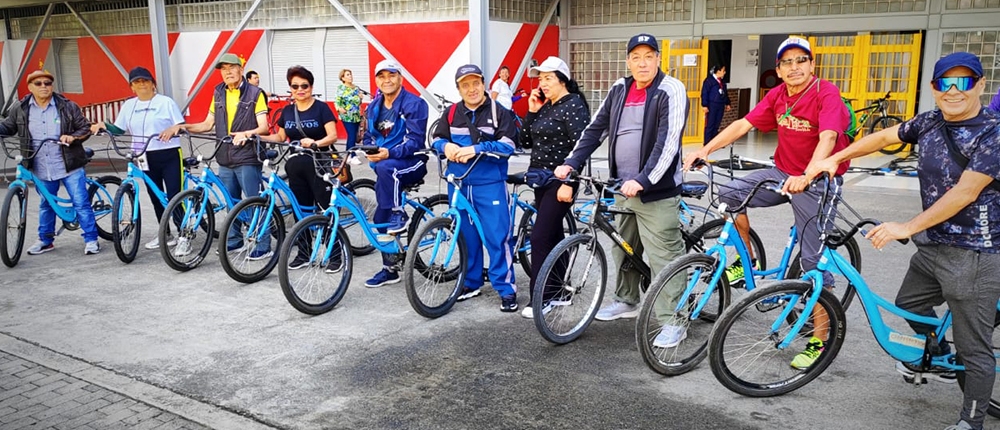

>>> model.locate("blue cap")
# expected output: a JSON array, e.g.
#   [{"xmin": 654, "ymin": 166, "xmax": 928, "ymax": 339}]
[
  {"xmin": 627, "ymin": 33, "xmax": 659, "ymax": 54},
  {"xmin": 933, "ymin": 52, "xmax": 983, "ymax": 79},
  {"xmin": 455, "ymin": 64, "xmax": 483, "ymax": 82},
  {"xmin": 128, "ymin": 66, "xmax": 155, "ymax": 84}
]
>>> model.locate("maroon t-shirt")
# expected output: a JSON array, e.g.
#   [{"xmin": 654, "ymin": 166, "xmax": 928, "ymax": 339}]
[{"xmin": 744, "ymin": 77, "xmax": 851, "ymax": 176}]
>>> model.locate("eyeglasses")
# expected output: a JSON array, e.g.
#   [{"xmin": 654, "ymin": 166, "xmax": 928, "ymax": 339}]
[
  {"xmin": 290, "ymin": 84, "xmax": 310, "ymax": 90},
  {"xmin": 777, "ymin": 55, "xmax": 811, "ymax": 67},
  {"xmin": 931, "ymin": 76, "xmax": 979, "ymax": 92},
  {"xmin": 33, "ymin": 80, "xmax": 53, "ymax": 87}
]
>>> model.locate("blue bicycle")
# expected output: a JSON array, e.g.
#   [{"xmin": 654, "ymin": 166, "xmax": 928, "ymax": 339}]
[{"xmin": 0, "ymin": 137, "xmax": 120, "ymax": 267}]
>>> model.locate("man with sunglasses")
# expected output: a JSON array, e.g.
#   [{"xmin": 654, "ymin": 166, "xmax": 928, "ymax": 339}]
[
  {"xmin": 805, "ymin": 52, "xmax": 1000, "ymax": 430},
  {"xmin": 683, "ymin": 37, "xmax": 852, "ymax": 369},
  {"xmin": 0, "ymin": 70, "xmax": 97, "ymax": 256}
]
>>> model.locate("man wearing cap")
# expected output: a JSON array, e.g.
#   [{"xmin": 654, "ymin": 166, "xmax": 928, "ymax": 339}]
[
  {"xmin": 431, "ymin": 63, "xmax": 520, "ymax": 312},
  {"xmin": 554, "ymin": 33, "xmax": 689, "ymax": 334},
  {"xmin": 683, "ymin": 37, "xmax": 851, "ymax": 367},
  {"xmin": 360, "ymin": 59, "xmax": 429, "ymax": 288},
  {"xmin": 805, "ymin": 52, "xmax": 1000, "ymax": 430},
  {"xmin": 163, "ymin": 52, "xmax": 270, "ymax": 258},
  {"xmin": 0, "ymin": 70, "xmax": 98, "ymax": 255}
]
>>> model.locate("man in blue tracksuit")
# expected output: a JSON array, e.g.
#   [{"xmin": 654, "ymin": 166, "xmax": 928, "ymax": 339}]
[
  {"xmin": 700, "ymin": 64, "xmax": 731, "ymax": 145},
  {"xmin": 362, "ymin": 59, "xmax": 429, "ymax": 288},
  {"xmin": 431, "ymin": 64, "xmax": 520, "ymax": 312}
]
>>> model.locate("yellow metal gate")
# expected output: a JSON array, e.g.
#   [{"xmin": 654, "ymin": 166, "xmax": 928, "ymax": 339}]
[{"xmin": 661, "ymin": 39, "xmax": 708, "ymax": 145}]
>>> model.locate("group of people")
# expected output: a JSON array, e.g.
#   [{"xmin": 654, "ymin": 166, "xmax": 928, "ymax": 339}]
[{"xmin": 2, "ymin": 33, "xmax": 998, "ymax": 430}]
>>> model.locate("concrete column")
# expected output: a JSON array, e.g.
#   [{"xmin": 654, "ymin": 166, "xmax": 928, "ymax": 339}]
[
  {"xmin": 148, "ymin": 0, "xmax": 174, "ymax": 97},
  {"xmin": 469, "ymin": 0, "xmax": 488, "ymax": 67}
]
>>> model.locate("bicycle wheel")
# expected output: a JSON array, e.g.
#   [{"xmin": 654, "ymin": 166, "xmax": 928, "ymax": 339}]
[
  {"xmin": 342, "ymin": 178, "xmax": 376, "ymax": 256},
  {"xmin": 516, "ymin": 206, "xmax": 578, "ymax": 276},
  {"xmin": 708, "ymin": 280, "xmax": 846, "ymax": 397},
  {"xmin": 219, "ymin": 197, "xmax": 285, "ymax": 284},
  {"xmin": 111, "ymin": 182, "xmax": 141, "ymax": 263},
  {"xmin": 89, "ymin": 175, "xmax": 121, "ymax": 241},
  {"xmin": 404, "ymin": 217, "xmax": 467, "ymax": 318},
  {"xmin": 872, "ymin": 116, "xmax": 906, "ymax": 154},
  {"xmin": 679, "ymin": 202, "xmax": 719, "ymax": 234},
  {"xmin": 159, "ymin": 189, "xmax": 215, "ymax": 272},
  {"xmin": 0, "ymin": 185, "xmax": 27, "ymax": 268},
  {"xmin": 278, "ymin": 214, "xmax": 352, "ymax": 315},
  {"xmin": 406, "ymin": 193, "xmax": 451, "ymax": 276},
  {"xmin": 784, "ymin": 236, "xmax": 862, "ymax": 310},
  {"xmin": 531, "ymin": 233, "xmax": 607, "ymax": 344},
  {"xmin": 636, "ymin": 253, "xmax": 730, "ymax": 375},
  {"xmin": 687, "ymin": 218, "xmax": 767, "ymax": 268}
]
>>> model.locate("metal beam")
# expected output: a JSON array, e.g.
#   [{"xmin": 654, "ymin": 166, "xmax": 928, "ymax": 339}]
[
  {"xmin": 322, "ymin": 0, "xmax": 441, "ymax": 112},
  {"xmin": 148, "ymin": 0, "xmax": 173, "ymax": 97},
  {"xmin": 65, "ymin": 2, "xmax": 129, "ymax": 82},
  {"xmin": 2, "ymin": 2, "xmax": 54, "ymax": 116},
  {"xmin": 468, "ymin": 0, "xmax": 487, "ymax": 69},
  {"xmin": 510, "ymin": 0, "xmax": 559, "ymax": 91},
  {"xmin": 181, "ymin": 0, "xmax": 265, "ymax": 112}
]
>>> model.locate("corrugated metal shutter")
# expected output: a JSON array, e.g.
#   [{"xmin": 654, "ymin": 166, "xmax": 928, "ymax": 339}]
[
  {"xmin": 55, "ymin": 39, "xmax": 83, "ymax": 94},
  {"xmin": 323, "ymin": 27, "xmax": 370, "ymax": 100},
  {"xmin": 269, "ymin": 29, "xmax": 316, "ymax": 96}
]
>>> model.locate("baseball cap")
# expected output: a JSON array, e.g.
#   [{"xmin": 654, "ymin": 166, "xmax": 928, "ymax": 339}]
[
  {"xmin": 128, "ymin": 66, "xmax": 155, "ymax": 84},
  {"xmin": 932, "ymin": 52, "xmax": 984, "ymax": 79},
  {"xmin": 776, "ymin": 37, "xmax": 812, "ymax": 62},
  {"xmin": 627, "ymin": 33, "xmax": 659, "ymax": 54},
  {"xmin": 25, "ymin": 69, "xmax": 54, "ymax": 84},
  {"xmin": 214, "ymin": 53, "xmax": 242, "ymax": 69},
  {"xmin": 455, "ymin": 64, "xmax": 484, "ymax": 82},
  {"xmin": 528, "ymin": 56, "xmax": 570, "ymax": 80},
  {"xmin": 375, "ymin": 59, "xmax": 400, "ymax": 75}
]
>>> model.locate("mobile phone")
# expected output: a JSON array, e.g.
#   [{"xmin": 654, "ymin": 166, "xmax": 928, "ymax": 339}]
[
  {"xmin": 537, "ymin": 90, "xmax": 546, "ymax": 102},
  {"xmin": 356, "ymin": 145, "xmax": 381, "ymax": 155}
]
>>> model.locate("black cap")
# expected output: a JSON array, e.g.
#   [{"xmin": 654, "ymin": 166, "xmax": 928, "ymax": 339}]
[
  {"xmin": 627, "ymin": 33, "xmax": 659, "ymax": 54},
  {"xmin": 455, "ymin": 64, "xmax": 484, "ymax": 83},
  {"xmin": 128, "ymin": 66, "xmax": 155, "ymax": 85}
]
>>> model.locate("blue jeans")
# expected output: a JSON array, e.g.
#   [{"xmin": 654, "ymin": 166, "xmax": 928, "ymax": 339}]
[
  {"xmin": 218, "ymin": 164, "xmax": 268, "ymax": 253},
  {"xmin": 342, "ymin": 121, "xmax": 360, "ymax": 151},
  {"xmin": 35, "ymin": 168, "xmax": 98, "ymax": 244}
]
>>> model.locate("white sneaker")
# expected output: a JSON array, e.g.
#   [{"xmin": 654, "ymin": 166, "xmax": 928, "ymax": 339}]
[
  {"xmin": 652, "ymin": 324, "xmax": 688, "ymax": 348},
  {"xmin": 173, "ymin": 238, "xmax": 192, "ymax": 257},
  {"xmin": 522, "ymin": 298, "xmax": 573, "ymax": 319},
  {"xmin": 84, "ymin": 241, "xmax": 100, "ymax": 255},
  {"xmin": 520, "ymin": 306, "xmax": 534, "ymax": 319},
  {"xmin": 144, "ymin": 235, "xmax": 177, "ymax": 250},
  {"xmin": 594, "ymin": 300, "xmax": 639, "ymax": 321}
]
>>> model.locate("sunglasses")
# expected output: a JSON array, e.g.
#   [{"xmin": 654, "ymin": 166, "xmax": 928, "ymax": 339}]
[
  {"xmin": 290, "ymin": 84, "xmax": 310, "ymax": 90},
  {"xmin": 777, "ymin": 55, "xmax": 811, "ymax": 67},
  {"xmin": 33, "ymin": 80, "xmax": 53, "ymax": 87},
  {"xmin": 931, "ymin": 76, "xmax": 979, "ymax": 92}
]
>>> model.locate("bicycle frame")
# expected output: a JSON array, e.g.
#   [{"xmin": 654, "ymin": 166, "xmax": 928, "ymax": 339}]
[
  {"xmin": 9, "ymin": 164, "xmax": 109, "ymax": 224},
  {"xmin": 175, "ymin": 166, "xmax": 234, "ymax": 233}
]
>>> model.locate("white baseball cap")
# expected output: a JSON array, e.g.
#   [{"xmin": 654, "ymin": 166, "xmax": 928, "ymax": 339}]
[
  {"xmin": 528, "ymin": 56, "xmax": 571, "ymax": 80},
  {"xmin": 375, "ymin": 59, "xmax": 401, "ymax": 75}
]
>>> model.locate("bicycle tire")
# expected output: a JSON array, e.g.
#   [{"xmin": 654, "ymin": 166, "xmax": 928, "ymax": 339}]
[
  {"xmin": 342, "ymin": 178, "xmax": 377, "ymax": 256},
  {"xmin": 278, "ymin": 214, "xmax": 352, "ymax": 315},
  {"xmin": 404, "ymin": 216, "xmax": 467, "ymax": 318},
  {"xmin": 872, "ymin": 116, "xmax": 906, "ymax": 154},
  {"xmin": 159, "ymin": 189, "xmax": 215, "ymax": 272},
  {"xmin": 531, "ymin": 233, "xmax": 607, "ymax": 344},
  {"xmin": 516, "ymin": 206, "xmax": 578, "ymax": 276},
  {"xmin": 784, "ymin": 235, "xmax": 862, "ymax": 310},
  {"xmin": 0, "ymin": 185, "xmax": 27, "ymax": 268},
  {"xmin": 636, "ymin": 253, "xmax": 730, "ymax": 376},
  {"xmin": 112, "ymin": 182, "xmax": 141, "ymax": 263},
  {"xmin": 687, "ymin": 218, "xmax": 768, "ymax": 269},
  {"xmin": 407, "ymin": 193, "xmax": 451, "ymax": 275},
  {"xmin": 708, "ymin": 280, "xmax": 846, "ymax": 397},
  {"xmin": 219, "ymin": 197, "xmax": 285, "ymax": 284},
  {"xmin": 89, "ymin": 175, "xmax": 121, "ymax": 241}
]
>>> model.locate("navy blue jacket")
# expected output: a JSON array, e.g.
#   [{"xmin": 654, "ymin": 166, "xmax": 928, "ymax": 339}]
[
  {"xmin": 432, "ymin": 97, "xmax": 517, "ymax": 185},
  {"xmin": 363, "ymin": 88, "xmax": 428, "ymax": 162},
  {"xmin": 701, "ymin": 75, "xmax": 731, "ymax": 107}
]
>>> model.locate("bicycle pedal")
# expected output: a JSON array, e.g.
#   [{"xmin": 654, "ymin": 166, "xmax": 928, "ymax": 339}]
[{"xmin": 902, "ymin": 374, "xmax": 927, "ymax": 385}]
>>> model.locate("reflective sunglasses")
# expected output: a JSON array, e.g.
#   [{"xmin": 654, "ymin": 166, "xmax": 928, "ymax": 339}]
[
  {"xmin": 777, "ymin": 55, "xmax": 811, "ymax": 67},
  {"xmin": 290, "ymin": 83, "xmax": 310, "ymax": 90},
  {"xmin": 33, "ymin": 80, "xmax": 53, "ymax": 87},
  {"xmin": 931, "ymin": 76, "xmax": 979, "ymax": 92}
]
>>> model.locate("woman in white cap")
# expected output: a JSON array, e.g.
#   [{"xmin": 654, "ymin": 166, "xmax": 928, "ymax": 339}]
[
  {"xmin": 91, "ymin": 66, "xmax": 185, "ymax": 250},
  {"xmin": 519, "ymin": 56, "xmax": 591, "ymax": 318}
]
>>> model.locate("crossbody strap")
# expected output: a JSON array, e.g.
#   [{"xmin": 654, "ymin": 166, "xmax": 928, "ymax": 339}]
[{"xmin": 939, "ymin": 122, "xmax": 1000, "ymax": 192}]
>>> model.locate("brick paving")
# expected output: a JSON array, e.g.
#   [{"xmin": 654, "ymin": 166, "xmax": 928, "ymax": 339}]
[{"xmin": 0, "ymin": 352, "xmax": 211, "ymax": 430}]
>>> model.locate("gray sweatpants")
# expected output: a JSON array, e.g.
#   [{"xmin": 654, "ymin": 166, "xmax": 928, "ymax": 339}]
[
  {"xmin": 717, "ymin": 167, "xmax": 841, "ymax": 287},
  {"xmin": 895, "ymin": 239, "xmax": 1000, "ymax": 430}
]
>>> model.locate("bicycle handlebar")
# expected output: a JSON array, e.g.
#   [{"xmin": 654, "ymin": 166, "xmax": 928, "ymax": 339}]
[
  {"xmin": 718, "ymin": 178, "xmax": 783, "ymax": 214},
  {"xmin": 0, "ymin": 136, "xmax": 64, "ymax": 161},
  {"xmin": 101, "ymin": 131, "xmax": 160, "ymax": 159},
  {"xmin": 425, "ymin": 148, "xmax": 510, "ymax": 183}
]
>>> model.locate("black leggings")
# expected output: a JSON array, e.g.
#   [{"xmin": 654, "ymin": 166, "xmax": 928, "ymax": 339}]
[
  {"xmin": 145, "ymin": 148, "xmax": 183, "ymax": 222},
  {"xmin": 528, "ymin": 180, "xmax": 575, "ymax": 301},
  {"xmin": 285, "ymin": 154, "xmax": 331, "ymax": 210}
]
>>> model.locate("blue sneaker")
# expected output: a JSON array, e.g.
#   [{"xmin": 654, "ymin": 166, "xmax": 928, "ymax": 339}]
[
  {"xmin": 386, "ymin": 210, "xmax": 409, "ymax": 235},
  {"xmin": 248, "ymin": 248, "xmax": 273, "ymax": 261},
  {"xmin": 365, "ymin": 269, "xmax": 400, "ymax": 288},
  {"xmin": 500, "ymin": 294, "xmax": 518, "ymax": 312}
]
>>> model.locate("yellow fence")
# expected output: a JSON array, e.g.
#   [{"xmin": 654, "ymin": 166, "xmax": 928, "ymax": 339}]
[{"xmin": 662, "ymin": 39, "xmax": 709, "ymax": 145}]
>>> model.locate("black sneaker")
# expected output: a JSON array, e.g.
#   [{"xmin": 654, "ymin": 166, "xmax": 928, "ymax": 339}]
[
  {"xmin": 500, "ymin": 295, "xmax": 518, "ymax": 312},
  {"xmin": 289, "ymin": 254, "xmax": 310, "ymax": 270},
  {"xmin": 457, "ymin": 287, "xmax": 481, "ymax": 302},
  {"xmin": 895, "ymin": 361, "xmax": 957, "ymax": 384}
]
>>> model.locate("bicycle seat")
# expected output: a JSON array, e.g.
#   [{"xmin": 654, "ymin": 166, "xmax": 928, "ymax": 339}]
[
  {"xmin": 681, "ymin": 181, "xmax": 709, "ymax": 198},
  {"xmin": 183, "ymin": 157, "xmax": 200, "ymax": 168},
  {"xmin": 507, "ymin": 171, "xmax": 526, "ymax": 185},
  {"xmin": 83, "ymin": 147, "xmax": 95, "ymax": 160},
  {"xmin": 402, "ymin": 179, "xmax": 425, "ymax": 193}
]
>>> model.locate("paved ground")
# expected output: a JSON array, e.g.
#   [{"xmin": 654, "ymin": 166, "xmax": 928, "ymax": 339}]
[{"xmin": 0, "ymin": 135, "xmax": 994, "ymax": 429}]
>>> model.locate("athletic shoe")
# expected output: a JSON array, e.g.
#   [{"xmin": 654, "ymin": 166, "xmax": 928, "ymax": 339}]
[
  {"xmin": 725, "ymin": 257, "xmax": 760, "ymax": 286},
  {"xmin": 895, "ymin": 361, "xmax": 957, "ymax": 384},
  {"xmin": 944, "ymin": 420, "xmax": 974, "ymax": 430},
  {"xmin": 26, "ymin": 241, "xmax": 54, "ymax": 255},
  {"xmin": 173, "ymin": 238, "xmax": 192, "ymax": 257},
  {"xmin": 248, "ymin": 249, "xmax": 273, "ymax": 261},
  {"xmin": 521, "ymin": 298, "xmax": 572, "ymax": 318},
  {"xmin": 325, "ymin": 252, "xmax": 344, "ymax": 274},
  {"xmin": 652, "ymin": 325, "xmax": 688, "ymax": 348},
  {"xmin": 144, "ymin": 235, "xmax": 177, "ymax": 250},
  {"xmin": 365, "ymin": 269, "xmax": 400, "ymax": 288},
  {"xmin": 457, "ymin": 287, "xmax": 481, "ymax": 301},
  {"xmin": 288, "ymin": 254, "xmax": 310, "ymax": 270},
  {"xmin": 84, "ymin": 241, "xmax": 100, "ymax": 255},
  {"xmin": 386, "ymin": 210, "xmax": 409, "ymax": 235},
  {"xmin": 595, "ymin": 300, "xmax": 639, "ymax": 321},
  {"xmin": 500, "ymin": 295, "xmax": 518, "ymax": 312},
  {"xmin": 790, "ymin": 336, "xmax": 825, "ymax": 369}
]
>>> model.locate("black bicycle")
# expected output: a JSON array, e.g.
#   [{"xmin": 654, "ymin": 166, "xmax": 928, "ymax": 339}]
[{"xmin": 846, "ymin": 91, "xmax": 906, "ymax": 154}]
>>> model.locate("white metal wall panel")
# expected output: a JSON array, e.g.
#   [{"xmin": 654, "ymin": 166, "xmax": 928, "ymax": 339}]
[
  {"xmin": 55, "ymin": 39, "xmax": 83, "ymax": 94},
  {"xmin": 269, "ymin": 29, "xmax": 316, "ymax": 94},
  {"xmin": 323, "ymin": 28, "xmax": 370, "ymax": 101}
]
